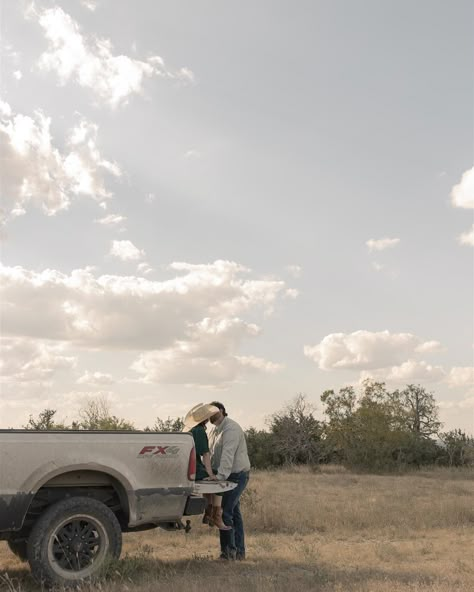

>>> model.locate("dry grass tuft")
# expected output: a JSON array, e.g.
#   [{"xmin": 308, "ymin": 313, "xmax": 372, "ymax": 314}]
[{"xmin": 1, "ymin": 466, "xmax": 473, "ymax": 591}]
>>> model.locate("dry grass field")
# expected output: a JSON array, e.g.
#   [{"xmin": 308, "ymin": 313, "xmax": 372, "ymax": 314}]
[{"xmin": 1, "ymin": 465, "xmax": 473, "ymax": 591}]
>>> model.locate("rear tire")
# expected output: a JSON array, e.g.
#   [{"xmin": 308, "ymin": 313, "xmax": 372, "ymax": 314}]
[
  {"xmin": 27, "ymin": 496, "xmax": 122, "ymax": 587},
  {"xmin": 7, "ymin": 539, "xmax": 28, "ymax": 562}
]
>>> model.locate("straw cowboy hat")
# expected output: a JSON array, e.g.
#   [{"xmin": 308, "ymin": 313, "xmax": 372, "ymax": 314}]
[{"xmin": 183, "ymin": 403, "xmax": 220, "ymax": 431}]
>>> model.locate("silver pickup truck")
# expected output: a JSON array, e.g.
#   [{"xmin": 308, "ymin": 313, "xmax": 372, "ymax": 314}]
[{"xmin": 0, "ymin": 430, "xmax": 234, "ymax": 586}]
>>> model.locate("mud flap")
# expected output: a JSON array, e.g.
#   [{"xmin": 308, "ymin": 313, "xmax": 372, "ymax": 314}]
[{"xmin": 183, "ymin": 495, "xmax": 207, "ymax": 515}]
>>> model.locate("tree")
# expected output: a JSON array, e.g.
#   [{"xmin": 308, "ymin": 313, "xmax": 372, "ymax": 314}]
[
  {"xmin": 245, "ymin": 428, "xmax": 280, "ymax": 469},
  {"xmin": 438, "ymin": 430, "xmax": 474, "ymax": 467},
  {"xmin": 145, "ymin": 416, "xmax": 185, "ymax": 432},
  {"xmin": 394, "ymin": 384, "xmax": 441, "ymax": 437},
  {"xmin": 320, "ymin": 386, "xmax": 358, "ymax": 463},
  {"xmin": 24, "ymin": 409, "xmax": 69, "ymax": 430},
  {"xmin": 321, "ymin": 381, "xmax": 443, "ymax": 470},
  {"xmin": 322, "ymin": 383, "xmax": 403, "ymax": 470},
  {"xmin": 320, "ymin": 386, "xmax": 357, "ymax": 424},
  {"xmin": 268, "ymin": 394, "xmax": 325, "ymax": 465},
  {"xmin": 75, "ymin": 397, "xmax": 135, "ymax": 431}
]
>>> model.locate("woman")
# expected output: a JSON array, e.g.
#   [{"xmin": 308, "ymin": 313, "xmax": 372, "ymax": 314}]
[{"xmin": 183, "ymin": 403, "xmax": 230, "ymax": 531}]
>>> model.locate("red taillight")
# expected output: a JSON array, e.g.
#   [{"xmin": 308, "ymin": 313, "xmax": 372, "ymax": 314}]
[{"xmin": 188, "ymin": 446, "xmax": 196, "ymax": 481}]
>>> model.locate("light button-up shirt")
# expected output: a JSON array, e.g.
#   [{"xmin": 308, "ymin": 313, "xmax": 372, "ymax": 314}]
[{"xmin": 209, "ymin": 417, "xmax": 251, "ymax": 480}]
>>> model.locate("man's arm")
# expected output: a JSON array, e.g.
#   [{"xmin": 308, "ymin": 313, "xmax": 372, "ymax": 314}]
[{"xmin": 216, "ymin": 426, "xmax": 240, "ymax": 480}]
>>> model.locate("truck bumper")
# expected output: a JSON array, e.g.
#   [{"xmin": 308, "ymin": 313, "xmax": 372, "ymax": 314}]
[{"xmin": 183, "ymin": 495, "xmax": 206, "ymax": 516}]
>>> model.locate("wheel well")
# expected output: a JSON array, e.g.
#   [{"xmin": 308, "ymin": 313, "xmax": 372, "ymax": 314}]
[{"xmin": 23, "ymin": 470, "xmax": 130, "ymax": 533}]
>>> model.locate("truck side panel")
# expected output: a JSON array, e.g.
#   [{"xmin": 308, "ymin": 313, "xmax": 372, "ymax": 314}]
[{"xmin": 0, "ymin": 431, "xmax": 195, "ymax": 532}]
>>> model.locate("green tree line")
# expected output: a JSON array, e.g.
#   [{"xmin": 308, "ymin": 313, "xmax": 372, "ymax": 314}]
[{"xmin": 23, "ymin": 382, "xmax": 474, "ymax": 471}]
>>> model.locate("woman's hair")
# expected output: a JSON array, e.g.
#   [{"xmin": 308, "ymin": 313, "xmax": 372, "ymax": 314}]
[{"xmin": 211, "ymin": 401, "xmax": 227, "ymax": 417}]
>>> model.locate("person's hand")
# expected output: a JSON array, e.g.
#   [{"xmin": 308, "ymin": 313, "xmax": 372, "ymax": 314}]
[{"xmin": 204, "ymin": 474, "xmax": 218, "ymax": 481}]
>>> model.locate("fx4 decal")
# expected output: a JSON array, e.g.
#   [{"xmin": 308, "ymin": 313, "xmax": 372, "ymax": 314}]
[{"xmin": 138, "ymin": 445, "xmax": 180, "ymax": 458}]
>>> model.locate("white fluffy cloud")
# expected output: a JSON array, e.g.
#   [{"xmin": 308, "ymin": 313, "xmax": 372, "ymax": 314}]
[
  {"xmin": 387, "ymin": 360, "xmax": 445, "ymax": 382},
  {"xmin": 0, "ymin": 261, "xmax": 287, "ymax": 387},
  {"xmin": 361, "ymin": 360, "xmax": 445, "ymax": 384},
  {"xmin": 304, "ymin": 330, "xmax": 440, "ymax": 371},
  {"xmin": 0, "ymin": 337, "xmax": 76, "ymax": 384},
  {"xmin": 450, "ymin": 167, "xmax": 474, "ymax": 246},
  {"xmin": 415, "ymin": 340, "xmax": 444, "ymax": 354},
  {"xmin": 366, "ymin": 238, "xmax": 400, "ymax": 252},
  {"xmin": 110, "ymin": 240, "xmax": 145, "ymax": 261},
  {"xmin": 458, "ymin": 224, "xmax": 474, "ymax": 247},
  {"xmin": 32, "ymin": 5, "xmax": 194, "ymax": 108},
  {"xmin": 451, "ymin": 166, "xmax": 474, "ymax": 209},
  {"xmin": 0, "ymin": 261, "xmax": 287, "ymax": 354},
  {"xmin": 0, "ymin": 101, "xmax": 120, "ymax": 224},
  {"xmin": 131, "ymin": 317, "xmax": 282, "ymax": 387},
  {"xmin": 446, "ymin": 367, "xmax": 474, "ymax": 389}
]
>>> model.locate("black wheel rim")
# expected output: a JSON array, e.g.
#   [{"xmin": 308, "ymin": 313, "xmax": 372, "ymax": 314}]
[{"xmin": 52, "ymin": 519, "xmax": 101, "ymax": 572}]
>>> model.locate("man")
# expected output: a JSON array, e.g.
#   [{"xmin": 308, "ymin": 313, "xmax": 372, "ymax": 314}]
[{"xmin": 208, "ymin": 401, "xmax": 250, "ymax": 561}]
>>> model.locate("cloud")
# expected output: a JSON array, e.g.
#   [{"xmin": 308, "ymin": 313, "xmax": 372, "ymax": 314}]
[
  {"xmin": 360, "ymin": 360, "xmax": 445, "ymax": 384},
  {"xmin": 0, "ymin": 337, "xmax": 76, "ymax": 384},
  {"xmin": 0, "ymin": 100, "xmax": 12, "ymax": 117},
  {"xmin": 131, "ymin": 317, "xmax": 282, "ymax": 387},
  {"xmin": 137, "ymin": 262, "xmax": 153, "ymax": 276},
  {"xmin": 451, "ymin": 166, "xmax": 474, "ymax": 209},
  {"xmin": 81, "ymin": 0, "xmax": 98, "ymax": 11},
  {"xmin": 95, "ymin": 213, "xmax": 127, "ymax": 229},
  {"xmin": 110, "ymin": 240, "xmax": 145, "ymax": 261},
  {"xmin": 458, "ymin": 224, "xmax": 474, "ymax": 247},
  {"xmin": 0, "ymin": 102, "xmax": 120, "ymax": 225},
  {"xmin": 450, "ymin": 167, "xmax": 474, "ymax": 247},
  {"xmin": 13, "ymin": 70, "xmax": 23, "ymax": 80},
  {"xmin": 304, "ymin": 330, "xmax": 441, "ymax": 371},
  {"xmin": 32, "ymin": 5, "xmax": 194, "ymax": 108},
  {"xmin": 415, "ymin": 340, "xmax": 444, "ymax": 354},
  {"xmin": 366, "ymin": 238, "xmax": 400, "ymax": 252},
  {"xmin": 77, "ymin": 371, "xmax": 115, "ymax": 385},
  {"xmin": 446, "ymin": 367, "xmax": 474, "ymax": 389},
  {"xmin": 0, "ymin": 260, "xmax": 288, "ymax": 351},
  {"xmin": 237, "ymin": 356, "xmax": 283, "ymax": 373}
]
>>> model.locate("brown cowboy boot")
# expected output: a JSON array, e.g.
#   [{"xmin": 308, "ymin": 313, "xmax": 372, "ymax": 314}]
[
  {"xmin": 212, "ymin": 506, "xmax": 231, "ymax": 531},
  {"xmin": 202, "ymin": 504, "xmax": 213, "ymax": 525}
]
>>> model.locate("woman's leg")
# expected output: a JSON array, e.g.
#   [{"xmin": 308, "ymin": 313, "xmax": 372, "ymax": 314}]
[
  {"xmin": 203, "ymin": 493, "xmax": 213, "ymax": 524},
  {"xmin": 212, "ymin": 494, "xmax": 222, "ymax": 507},
  {"xmin": 210, "ymin": 493, "xmax": 230, "ymax": 530}
]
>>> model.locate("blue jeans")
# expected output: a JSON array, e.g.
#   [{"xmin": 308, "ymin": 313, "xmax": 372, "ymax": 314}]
[{"xmin": 220, "ymin": 471, "xmax": 249, "ymax": 558}]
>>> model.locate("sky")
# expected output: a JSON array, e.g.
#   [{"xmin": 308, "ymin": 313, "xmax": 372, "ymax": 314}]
[{"xmin": 0, "ymin": 0, "xmax": 473, "ymax": 433}]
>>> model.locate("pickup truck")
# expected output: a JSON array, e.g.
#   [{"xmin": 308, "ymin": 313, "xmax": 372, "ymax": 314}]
[{"xmin": 0, "ymin": 430, "xmax": 235, "ymax": 586}]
